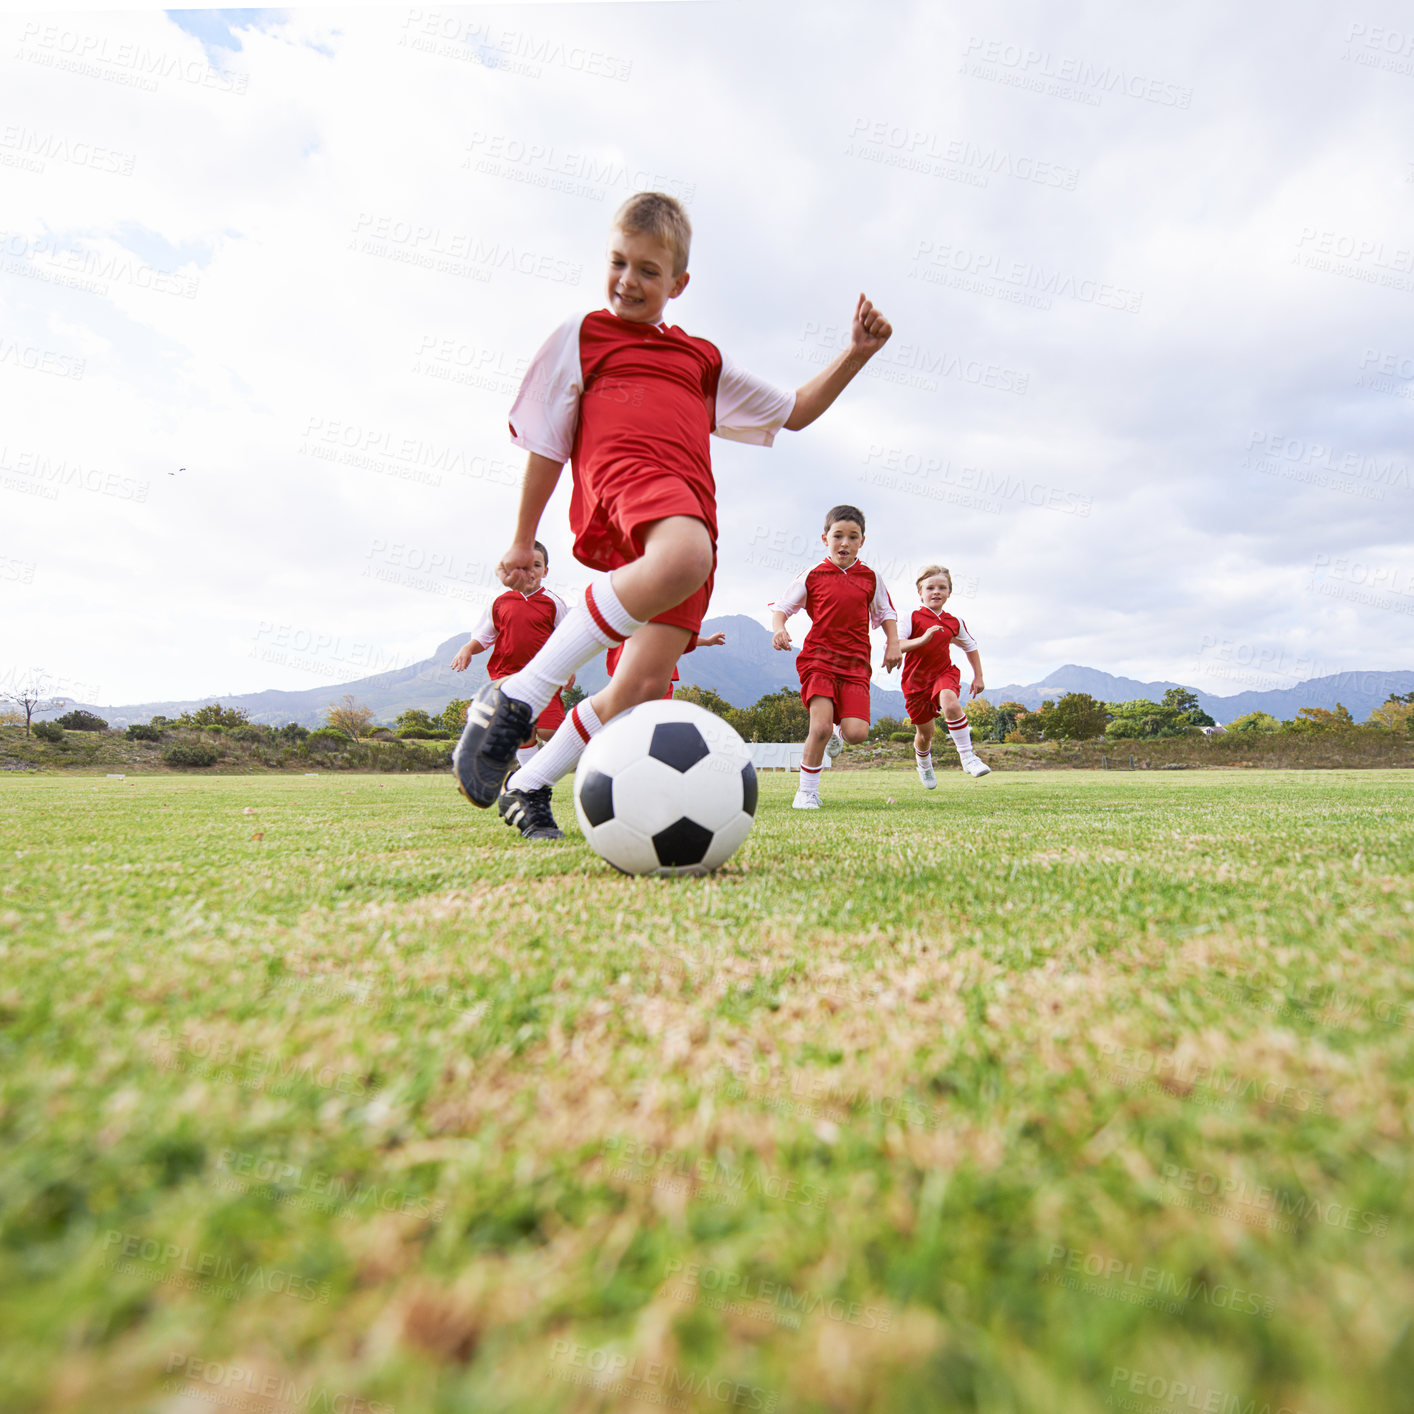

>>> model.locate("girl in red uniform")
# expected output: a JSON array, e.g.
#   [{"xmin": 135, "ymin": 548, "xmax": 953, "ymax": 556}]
[{"xmin": 899, "ymin": 564, "xmax": 990, "ymax": 785}]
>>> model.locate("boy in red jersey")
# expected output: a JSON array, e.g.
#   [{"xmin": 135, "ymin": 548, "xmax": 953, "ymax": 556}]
[
  {"xmin": 449, "ymin": 540, "xmax": 574, "ymax": 836},
  {"xmin": 769, "ymin": 505, "xmax": 900, "ymax": 809},
  {"xmin": 453, "ymin": 191, "xmax": 893, "ymax": 841},
  {"xmin": 900, "ymin": 564, "xmax": 990, "ymax": 784}
]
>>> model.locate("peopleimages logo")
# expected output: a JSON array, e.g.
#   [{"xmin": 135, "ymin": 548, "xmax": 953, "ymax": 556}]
[
  {"xmin": 163, "ymin": 1354, "xmax": 391, "ymax": 1412},
  {"xmin": 1159, "ymin": 1165, "xmax": 1389, "ymax": 1236},
  {"xmin": 1108, "ymin": 1366, "xmax": 1305, "ymax": 1413},
  {"xmin": 1045, "ymin": 1246, "xmax": 1275, "ymax": 1319},
  {"xmin": 101, "ymin": 1231, "xmax": 330, "ymax": 1304},
  {"xmin": 958, "ymin": 37, "xmax": 1193, "ymax": 108},
  {"xmin": 214, "ymin": 1149, "xmax": 447, "ymax": 1222},
  {"xmin": 548, "ymin": 1341, "xmax": 777, "ymax": 1411},
  {"xmin": 1098, "ymin": 1040, "xmax": 1324, "ymax": 1114},
  {"xmin": 0, "ymin": 230, "xmax": 199, "ymax": 299},
  {"xmin": 666, "ymin": 1259, "xmax": 892, "ymax": 1331}
]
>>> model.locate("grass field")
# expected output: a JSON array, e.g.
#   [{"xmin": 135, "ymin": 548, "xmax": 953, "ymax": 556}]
[{"xmin": 2, "ymin": 769, "xmax": 1412, "ymax": 1413}]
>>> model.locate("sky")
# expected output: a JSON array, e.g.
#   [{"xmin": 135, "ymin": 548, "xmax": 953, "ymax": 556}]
[{"xmin": 2, "ymin": 0, "xmax": 1412, "ymax": 710}]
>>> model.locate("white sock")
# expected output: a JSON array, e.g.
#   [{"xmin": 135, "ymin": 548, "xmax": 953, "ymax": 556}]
[
  {"xmin": 501, "ymin": 579, "xmax": 643, "ymax": 716},
  {"xmin": 798, "ymin": 763, "xmax": 822, "ymax": 795},
  {"xmin": 946, "ymin": 716, "xmax": 973, "ymax": 756},
  {"xmin": 915, "ymin": 751, "xmax": 933, "ymax": 767},
  {"xmin": 515, "ymin": 745, "xmax": 538, "ymax": 768},
  {"xmin": 507, "ymin": 700, "xmax": 602, "ymax": 791}
]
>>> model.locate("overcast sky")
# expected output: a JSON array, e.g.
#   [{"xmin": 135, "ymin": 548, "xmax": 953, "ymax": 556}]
[{"xmin": 3, "ymin": 0, "xmax": 1412, "ymax": 709}]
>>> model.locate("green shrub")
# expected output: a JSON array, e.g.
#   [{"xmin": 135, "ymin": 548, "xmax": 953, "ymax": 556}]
[
  {"xmin": 230, "ymin": 725, "xmax": 270, "ymax": 743},
  {"xmin": 163, "ymin": 742, "xmax": 218, "ymax": 768},
  {"xmin": 889, "ymin": 730, "xmax": 915, "ymax": 744},
  {"xmin": 870, "ymin": 716, "xmax": 910, "ymax": 741},
  {"xmin": 55, "ymin": 709, "xmax": 108, "ymax": 731},
  {"xmin": 306, "ymin": 727, "xmax": 348, "ymax": 750},
  {"xmin": 125, "ymin": 724, "xmax": 162, "ymax": 742},
  {"xmin": 32, "ymin": 722, "xmax": 64, "ymax": 743},
  {"xmin": 277, "ymin": 723, "xmax": 309, "ymax": 745},
  {"xmin": 396, "ymin": 726, "xmax": 452, "ymax": 740},
  {"xmin": 176, "ymin": 703, "xmax": 250, "ymax": 729}
]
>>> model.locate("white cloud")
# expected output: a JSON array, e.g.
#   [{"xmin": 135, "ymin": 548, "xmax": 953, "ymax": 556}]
[{"xmin": 2, "ymin": 0, "xmax": 1411, "ymax": 708}]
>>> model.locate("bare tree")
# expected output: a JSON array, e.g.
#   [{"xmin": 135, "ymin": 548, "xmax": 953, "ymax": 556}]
[
  {"xmin": 2, "ymin": 671, "xmax": 67, "ymax": 738},
  {"xmin": 326, "ymin": 694, "xmax": 375, "ymax": 741}
]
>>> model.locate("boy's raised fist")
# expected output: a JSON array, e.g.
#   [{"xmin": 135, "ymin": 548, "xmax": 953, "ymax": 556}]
[{"xmin": 852, "ymin": 294, "xmax": 892, "ymax": 356}]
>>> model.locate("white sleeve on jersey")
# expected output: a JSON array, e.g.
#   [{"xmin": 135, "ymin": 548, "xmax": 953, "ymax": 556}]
[
  {"xmin": 870, "ymin": 573, "xmax": 898, "ymax": 628},
  {"xmin": 768, "ymin": 567, "xmax": 810, "ymax": 618},
  {"xmin": 713, "ymin": 352, "xmax": 796, "ymax": 447},
  {"xmin": 507, "ymin": 313, "xmax": 586, "ymax": 462},
  {"xmin": 953, "ymin": 619, "xmax": 979, "ymax": 652},
  {"xmin": 547, "ymin": 588, "xmax": 569, "ymax": 627},
  {"xmin": 470, "ymin": 605, "xmax": 496, "ymax": 646}
]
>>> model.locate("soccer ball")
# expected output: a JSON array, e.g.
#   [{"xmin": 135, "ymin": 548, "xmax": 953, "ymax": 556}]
[{"xmin": 573, "ymin": 700, "xmax": 758, "ymax": 876}]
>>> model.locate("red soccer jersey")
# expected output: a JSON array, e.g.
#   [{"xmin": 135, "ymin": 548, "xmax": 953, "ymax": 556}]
[
  {"xmin": 469, "ymin": 587, "xmax": 568, "ymax": 679},
  {"xmin": 901, "ymin": 607, "xmax": 978, "ymax": 695},
  {"xmin": 771, "ymin": 559, "xmax": 896, "ymax": 682},
  {"xmin": 507, "ymin": 311, "xmax": 794, "ymax": 571}
]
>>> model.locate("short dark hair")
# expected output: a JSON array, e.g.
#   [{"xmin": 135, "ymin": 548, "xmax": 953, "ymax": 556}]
[
  {"xmin": 533, "ymin": 540, "xmax": 549, "ymax": 565},
  {"xmin": 824, "ymin": 504, "xmax": 865, "ymax": 533}
]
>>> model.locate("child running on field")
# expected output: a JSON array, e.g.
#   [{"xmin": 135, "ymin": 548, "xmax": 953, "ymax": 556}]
[
  {"xmin": 453, "ymin": 191, "xmax": 893, "ymax": 840},
  {"xmin": 899, "ymin": 564, "xmax": 990, "ymax": 785},
  {"xmin": 769, "ymin": 504, "xmax": 900, "ymax": 810},
  {"xmin": 449, "ymin": 540, "xmax": 574, "ymax": 834}
]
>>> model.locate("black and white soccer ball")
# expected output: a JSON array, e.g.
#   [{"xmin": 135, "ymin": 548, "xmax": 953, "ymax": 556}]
[{"xmin": 573, "ymin": 700, "xmax": 758, "ymax": 877}]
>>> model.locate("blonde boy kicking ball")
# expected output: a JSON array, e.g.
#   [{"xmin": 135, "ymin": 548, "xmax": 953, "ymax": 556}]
[
  {"xmin": 899, "ymin": 564, "xmax": 990, "ymax": 784},
  {"xmin": 452, "ymin": 191, "xmax": 893, "ymax": 840},
  {"xmin": 770, "ymin": 505, "xmax": 901, "ymax": 809}
]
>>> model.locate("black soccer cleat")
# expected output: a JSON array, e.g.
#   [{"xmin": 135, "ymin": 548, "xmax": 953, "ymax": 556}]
[
  {"xmin": 452, "ymin": 683, "xmax": 534, "ymax": 807},
  {"xmin": 498, "ymin": 784, "xmax": 564, "ymax": 842}
]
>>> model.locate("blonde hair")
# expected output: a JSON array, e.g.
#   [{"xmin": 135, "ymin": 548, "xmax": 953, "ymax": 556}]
[
  {"xmin": 916, "ymin": 563, "xmax": 952, "ymax": 592},
  {"xmin": 612, "ymin": 192, "xmax": 692, "ymax": 275}
]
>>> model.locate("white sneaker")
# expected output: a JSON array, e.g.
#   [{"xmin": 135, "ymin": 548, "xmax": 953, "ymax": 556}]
[
  {"xmin": 825, "ymin": 730, "xmax": 843, "ymax": 759},
  {"xmin": 961, "ymin": 754, "xmax": 991, "ymax": 777},
  {"xmin": 916, "ymin": 760, "xmax": 937, "ymax": 789},
  {"xmin": 792, "ymin": 790, "xmax": 821, "ymax": 809}
]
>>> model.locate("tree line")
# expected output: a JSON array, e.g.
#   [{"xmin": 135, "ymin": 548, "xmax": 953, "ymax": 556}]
[{"xmin": 12, "ymin": 686, "xmax": 1412, "ymax": 749}]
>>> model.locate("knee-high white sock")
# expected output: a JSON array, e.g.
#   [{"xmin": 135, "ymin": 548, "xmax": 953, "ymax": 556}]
[
  {"xmin": 946, "ymin": 715, "xmax": 973, "ymax": 756},
  {"xmin": 515, "ymin": 744, "xmax": 538, "ymax": 768},
  {"xmin": 507, "ymin": 700, "xmax": 602, "ymax": 791},
  {"xmin": 501, "ymin": 579, "xmax": 643, "ymax": 715},
  {"xmin": 798, "ymin": 762, "xmax": 822, "ymax": 796},
  {"xmin": 915, "ymin": 750, "xmax": 933, "ymax": 767}
]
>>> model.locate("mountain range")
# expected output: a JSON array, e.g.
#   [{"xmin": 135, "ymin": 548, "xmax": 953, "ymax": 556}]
[{"xmin": 58, "ymin": 614, "xmax": 1412, "ymax": 729}]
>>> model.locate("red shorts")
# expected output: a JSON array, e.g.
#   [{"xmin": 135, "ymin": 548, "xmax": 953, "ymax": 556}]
[
  {"xmin": 800, "ymin": 672, "xmax": 871, "ymax": 725},
  {"xmin": 495, "ymin": 679, "xmax": 564, "ymax": 741},
  {"xmin": 605, "ymin": 642, "xmax": 681, "ymax": 699},
  {"xmin": 574, "ymin": 471, "xmax": 715, "ymax": 635},
  {"xmin": 904, "ymin": 666, "xmax": 963, "ymax": 725},
  {"xmin": 535, "ymin": 691, "xmax": 566, "ymax": 733}
]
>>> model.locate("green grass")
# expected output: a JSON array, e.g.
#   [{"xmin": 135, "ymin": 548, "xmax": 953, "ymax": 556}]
[{"xmin": 1, "ymin": 770, "xmax": 1412, "ymax": 1413}]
